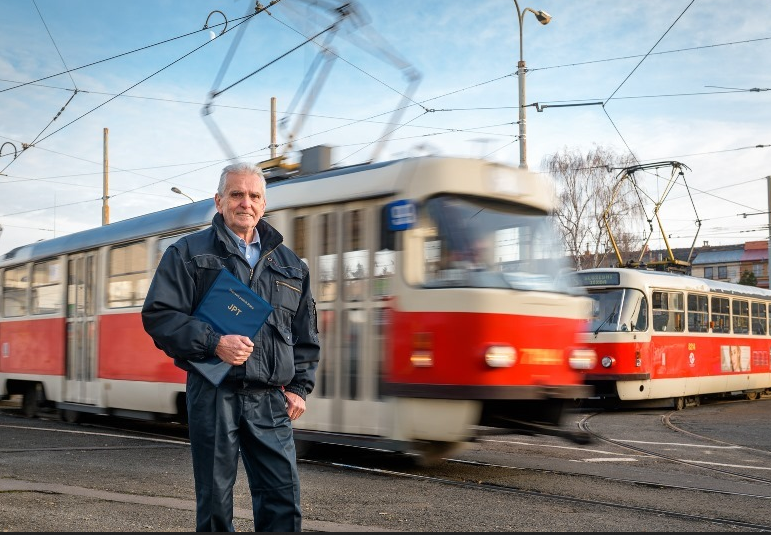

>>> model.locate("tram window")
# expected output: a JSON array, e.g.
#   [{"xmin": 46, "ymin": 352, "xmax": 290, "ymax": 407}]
[
  {"xmin": 711, "ymin": 296, "xmax": 730, "ymax": 333},
  {"xmin": 652, "ymin": 290, "xmax": 684, "ymax": 332},
  {"xmin": 2, "ymin": 265, "xmax": 29, "ymax": 317},
  {"xmin": 31, "ymin": 259, "xmax": 63, "ymax": 315},
  {"xmin": 317, "ymin": 309, "xmax": 335, "ymax": 398},
  {"xmin": 380, "ymin": 205, "xmax": 396, "ymax": 251},
  {"xmin": 155, "ymin": 231, "xmax": 196, "ymax": 268},
  {"xmin": 373, "ymin": 307, "xmax": 389, "ymax": 400},
  {"xmin": 374, "ymin": 205, "xmax": 396, "ymax": 298},
  {"xmin": 317, "ymin": 213, "xmax": 338, "ymax": 302},
  {"xmin": 293, "ymin": 216, "xmax": 308, "ymax": 266},
  {"xmin": 751, "ymin": 302, "xmax": 767, "ymax": 335},
  {"xmin": 343, "ymin": 209, "xmax": 368, "ymax": 302},
  {"xmin": 342, "ymin": 309, "xmax": 365, "ymax": 400},
  {"xmin": 732, "ymin": 299, "xmax": 749, "ymax": 334},
  {"xmin": 108, "ymin": 241, "xmax": 149, "ymax": 308},
  {"xmin": 687, "ymin": 293, "xmax": 709, "ymax": 333}
]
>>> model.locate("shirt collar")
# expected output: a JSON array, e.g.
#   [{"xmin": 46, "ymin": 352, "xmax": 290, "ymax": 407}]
[{"xmin": 223, "ymin": 224, "xmax": 260, "ymax": 249}]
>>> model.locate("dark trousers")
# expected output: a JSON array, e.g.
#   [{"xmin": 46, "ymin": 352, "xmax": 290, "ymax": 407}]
[{"xmin": 186, "ymin": 372, "xmax": 302, "ymax": 532}]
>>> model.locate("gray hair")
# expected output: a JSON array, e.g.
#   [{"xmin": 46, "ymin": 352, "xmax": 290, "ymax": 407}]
[{"xmin": 217, "ymin": 162, "xmax": 266, "ymax": 196}]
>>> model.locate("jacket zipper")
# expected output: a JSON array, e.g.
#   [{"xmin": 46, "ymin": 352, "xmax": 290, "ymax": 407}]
[{"xmin": 276, "ymin": 280, "xmax": 301, "ymax": 293}]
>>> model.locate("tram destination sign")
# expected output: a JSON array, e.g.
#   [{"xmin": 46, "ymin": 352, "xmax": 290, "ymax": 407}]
[{"xmin": 574, "ymin": 271, "xmax": 620, "ymax": 287}]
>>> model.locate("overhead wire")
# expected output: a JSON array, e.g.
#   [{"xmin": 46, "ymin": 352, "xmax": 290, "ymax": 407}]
[{"xmin": 1, "ymin": 2, "xmax": 768, "ymax": 241}]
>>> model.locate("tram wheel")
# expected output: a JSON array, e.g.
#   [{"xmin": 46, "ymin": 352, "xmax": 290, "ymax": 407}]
[
  {"xmin": 21, "ymin": 384, "xmax": 42, "ymax": 418},
  {"xmin": 59, "ymin": 409, "xmax": 81, "ymax": 424},
  {"xmin": 413, "ymin": 441, "xmax": 461, "ymax": 467},
  {"xmin": 746, "ymin": 391, "xmax": 760, "ymax": 401},
  {"xmin": 673, "ymin": 397, "xmax": 685, "ymax": 411}
]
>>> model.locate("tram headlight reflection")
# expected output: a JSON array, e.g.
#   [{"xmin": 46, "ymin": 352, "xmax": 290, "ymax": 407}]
[
  {"xmin": 485, "ymin": 346, "xmax": 516, "ymax": 368},
  {"xmin": 568, "ymin": 348, "xmax": 597, "ymax": 370}
]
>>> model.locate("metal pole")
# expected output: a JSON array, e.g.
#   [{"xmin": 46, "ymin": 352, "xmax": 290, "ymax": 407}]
[
  {"xmin": 514, "ymin": 0, "xmax": 527, "ymax": 169},
  {"xmin": 767, "ymin": 175, "xmax": 771, "ymax": 288},
  {"xmin": 517, "ymin": 58, "xmax": 527, "ymax": 170},
  {"xmin": 270, "ymin": 97, "xmax": 277, "ymax": 159},
  {"xmin": 512, "ymin": 1, "xmax": 550, "ymax": 170},
  {"xmin": 102, "ymin": 127, "xmax": 109, "ymax": 225}
]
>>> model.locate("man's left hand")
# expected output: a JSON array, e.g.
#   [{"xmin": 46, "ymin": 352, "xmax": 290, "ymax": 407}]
[{"xmin": 284, "ymin": 390, "xmax": 306, "ymax": 421}]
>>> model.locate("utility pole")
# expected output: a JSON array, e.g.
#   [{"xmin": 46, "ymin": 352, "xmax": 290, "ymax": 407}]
[
  {"xmin": 102, "ymin": 127, "xmax": 109, "ymax": 225},
  {"xmin": 767, "ymin": 175, "xmax": 771, "ymax": 288},
  {"xmin": 270, "ymin": 97, "xmax": 277, "ymax": 159}
]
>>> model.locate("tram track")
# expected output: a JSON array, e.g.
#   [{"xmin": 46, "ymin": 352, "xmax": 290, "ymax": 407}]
[
  {"xmin": 300, "ymin": 457, "xmax": 771, "ymax": 531},
  {"xmin": 579, "ymin": 411, "xmax": 771, "ymax": 486},
  {"xmin": 4, "ymin": 406, "xmax": 771, "ymax": 531}
]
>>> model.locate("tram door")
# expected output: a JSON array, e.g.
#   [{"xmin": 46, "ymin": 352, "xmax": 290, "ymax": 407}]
[
  {"xmin": 319, "ymin": 207, "xmax": 384, "ymax": 435},
  {"xmin": 63, "ymin": 251, "xmax": 98, "ymax": 405}
]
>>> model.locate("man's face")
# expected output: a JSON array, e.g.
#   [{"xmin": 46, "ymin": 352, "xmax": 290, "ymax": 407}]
[{"xmin": 214, "ymin": 171, "xmax": 266, "ymax": 239}]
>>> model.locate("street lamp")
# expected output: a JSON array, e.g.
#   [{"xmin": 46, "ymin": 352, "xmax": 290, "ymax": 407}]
[
  {"xmin": 171, "ymin": 186, "xmax": 195, "ymax": 203},
  {"xmin": 513, "ymin": 0, "xmax": 551, "ymax": 170}
]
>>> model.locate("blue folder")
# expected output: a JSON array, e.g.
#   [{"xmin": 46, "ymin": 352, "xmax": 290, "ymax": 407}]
[{"xmin": 191, "ymin": 268, "xmax": 273, "ymax": 386}]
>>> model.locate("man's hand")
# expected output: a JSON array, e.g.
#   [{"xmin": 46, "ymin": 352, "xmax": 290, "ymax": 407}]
[
  {"xmin": 214, "ymin": 334, "xmax": 254, "ymax": 366},
  {"xmin": 284, "ymin": 390, "xmax": 306, "ymax": 421}
]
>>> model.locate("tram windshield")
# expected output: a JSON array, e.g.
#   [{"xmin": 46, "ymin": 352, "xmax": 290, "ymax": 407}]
[
  {"xmin": 419, "ymin": 195, "xmax": 577, "ymax": 293},
  {"xmin": 584, "ymin": 287, "xmax": 648, "ymax": 333}
]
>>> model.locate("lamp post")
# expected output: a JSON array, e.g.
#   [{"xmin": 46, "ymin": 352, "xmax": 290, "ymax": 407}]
[
  {"xmin": 513, "ymin": 0, "xmax": 551, "ymax": 170},
  {"xmin": 171, "ymin": 186, "xmax": 194, "ymax": 203}
]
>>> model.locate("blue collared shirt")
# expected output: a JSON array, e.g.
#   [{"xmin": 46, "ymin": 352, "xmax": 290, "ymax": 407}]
[{"xmin": 224, "ymin": 225, "xmax": 261, "ymax": 268}]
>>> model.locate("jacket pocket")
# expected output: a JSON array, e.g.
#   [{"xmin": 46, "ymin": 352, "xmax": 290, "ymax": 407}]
[
  {"xmin": 190, "ymin": 255, "xmax": 227, "ymax": 304},
  {"xmin": 266, "ymin": 262, "xmax": 304, "ymax": 313},
  {"xmin": 191, "ymin": 255, "xmax": 225, "ymax": 271},
  {"xmin": 265, "ymin": 310, "xmax": 296, "ymax": 384}
]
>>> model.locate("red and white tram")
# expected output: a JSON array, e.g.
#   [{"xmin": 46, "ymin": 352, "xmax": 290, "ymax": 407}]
[
  {"xmin": 0, "ymin": 154, "xmax": 596, "ymax": 459},
  {"xmin": 573, "ymin": 267, "xmax": 771, "ymax": 409}
]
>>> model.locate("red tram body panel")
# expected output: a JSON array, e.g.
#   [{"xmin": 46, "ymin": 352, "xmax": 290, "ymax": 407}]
[
  {"xmin": 98, "ymin": 313, "xmax": 185, "ymax": 383},
  {"xmin": 388, "ymin": 309, "xmax": 588, "ymax": 389},
  {"xmin": 1, "ymin": 318, "xmax": 65, "ymax": 376}
]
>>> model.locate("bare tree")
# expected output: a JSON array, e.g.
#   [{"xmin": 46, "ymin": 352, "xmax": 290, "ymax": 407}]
[{"xmin": 542, "ymin": 145, "xmax": 642, "ymax": 270}]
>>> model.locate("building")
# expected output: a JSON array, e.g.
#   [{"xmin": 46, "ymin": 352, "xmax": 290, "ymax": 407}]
[
  {"xmin": 594, "ymin": 240, "xmax": 770, "ymax": 289},
  {"xmin": 690, "ymin": 240, "xmax": 769, "ymax": 289}
]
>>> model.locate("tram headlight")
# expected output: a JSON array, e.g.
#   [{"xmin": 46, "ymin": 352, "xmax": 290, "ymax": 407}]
[
  {"xmin": 601, "ymin": 356, "xmax": 615, "ymax": 368},
  {"xmin": 568, "ymin": 348, "xmax": 597, "ymax": 370},
  {"xmin": 485, "ymin": 346, "xmax": 516, "ymax": 368},
  {"xmin": 410, "ymin": 332, "xmax": 434, "ymax": 367}
]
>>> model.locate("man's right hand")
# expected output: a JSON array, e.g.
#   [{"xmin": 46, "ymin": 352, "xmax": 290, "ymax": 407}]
[{"xmin": 214, "ymin": 334, "xmax": 255, "ymax": 366}]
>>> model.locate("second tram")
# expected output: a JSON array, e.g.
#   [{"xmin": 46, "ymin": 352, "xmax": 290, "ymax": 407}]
[{"xmin": 574, "ymin": 267, "xmax": 771, "ymax": 409}]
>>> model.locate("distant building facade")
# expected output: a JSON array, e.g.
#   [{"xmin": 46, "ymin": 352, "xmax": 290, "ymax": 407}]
[{"xmin": 690, "ymin": 240, "xmax": 769, "ymax": 289}]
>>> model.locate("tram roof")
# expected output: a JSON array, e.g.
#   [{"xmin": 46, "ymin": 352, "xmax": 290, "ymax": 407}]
[
  {"xmin": 579, "ymin": 267, "xmax": 771, "ymax": 299},
  {"xmin": 0, "ymin": 157, "xmax": 398, "ymax": 267},
  {"xmin": 0, "ymin": 155, "xmax": 551, "ymax": 267}
]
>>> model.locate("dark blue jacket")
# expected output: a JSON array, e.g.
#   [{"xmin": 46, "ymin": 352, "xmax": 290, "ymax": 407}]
[{"xmin": 141, "ymin": 212, "xmax": 320, "ymax": 400}]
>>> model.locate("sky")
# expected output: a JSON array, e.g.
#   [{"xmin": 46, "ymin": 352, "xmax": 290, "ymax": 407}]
[{"xmin": 1, "ymin": 0, "xmax": 770, "ymax": 257}]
